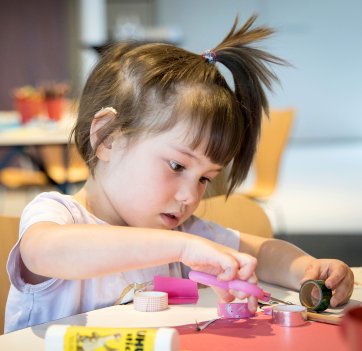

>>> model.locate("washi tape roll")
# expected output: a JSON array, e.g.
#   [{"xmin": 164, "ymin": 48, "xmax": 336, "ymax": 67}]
[
  {"xmin": 272, "ymin": 304, "xmax": 307, "ymax": 327},
  {"xmin": 217, "ymin": 302, "xmax": 255, "ymax": 319},
  {"xmin": 299, "ymin": 279, "xmax": 332, "ymax": 312},
  {"xmin": 134, "ymin": 291, "xmax": 168, "ymax": 312}
]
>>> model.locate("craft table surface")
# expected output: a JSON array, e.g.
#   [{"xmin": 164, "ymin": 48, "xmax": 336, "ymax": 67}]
[{"xmin": 1, "ymin": 268, "xmax": 361, "ymax": 350}]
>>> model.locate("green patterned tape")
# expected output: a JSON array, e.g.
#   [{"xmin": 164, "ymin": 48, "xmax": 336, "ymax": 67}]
[{"xmin": 299, "ymin": 280, "xmax": 332, "ymax": 312}]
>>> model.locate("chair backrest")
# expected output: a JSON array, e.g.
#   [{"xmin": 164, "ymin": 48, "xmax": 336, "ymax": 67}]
[
  {"xmin": 194, "ymin": 194, "xmax": 273, "ymax": 238},
  {"xmin": 244, "ymin": 108, "xmax": 295, "ymax": 199},
  {"xmin": 0, "ymin": 216, "xmax": 20, "ymax": 334},
  {"xmin": 203, "ymin": 108, "xmax": 295, "ymax": 199}
]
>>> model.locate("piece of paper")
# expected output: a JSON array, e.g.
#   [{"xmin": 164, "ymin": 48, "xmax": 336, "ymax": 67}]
[{"xmin": 154, "ymin": 275, "xmax": 199, "ymax": 304}]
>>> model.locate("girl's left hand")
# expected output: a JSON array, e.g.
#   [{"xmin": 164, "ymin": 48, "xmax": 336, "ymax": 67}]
[{"xmin": 300, "ymin": 258, "xmax": 354, "ymax": 307}]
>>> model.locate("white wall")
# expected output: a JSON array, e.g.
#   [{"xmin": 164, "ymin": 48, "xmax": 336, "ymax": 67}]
[
  {"xmin": 79, "ymin": 0, "xmax": 107, "ymax": 87},
  {"xmin": 156, "ymin": 0, "xmax": 362, "ymax": 141}
]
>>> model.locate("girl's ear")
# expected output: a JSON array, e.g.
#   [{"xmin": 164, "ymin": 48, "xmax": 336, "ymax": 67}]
[{"xmin": 90, "ymin": 109, "xmax": 115, "ymax": 161}]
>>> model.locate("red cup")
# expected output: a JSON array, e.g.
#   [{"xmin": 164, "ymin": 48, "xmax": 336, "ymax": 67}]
[
  {"xmin": 45, "ymin": 98, "xmax": 65, "ymax": 121},
  {"xmin": 341, "ymin": 306, "xmax": 362, "ymax": 351},
  {"xmin": 15, "ymin": 97, "xmax": 44, "ymax": 124}
]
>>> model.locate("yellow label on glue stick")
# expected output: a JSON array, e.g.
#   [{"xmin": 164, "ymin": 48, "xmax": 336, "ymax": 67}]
[
  {"xmin": 65, "ymin": 326, "xmax": 156, "ymax": 351},
  {"xmin": 45, "ymin": 325, "xmax": 179, "ymax": 351}
]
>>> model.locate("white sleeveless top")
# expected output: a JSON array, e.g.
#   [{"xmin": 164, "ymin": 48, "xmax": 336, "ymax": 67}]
[{"xmin": 5, "ymin": 191, "xmax": 240, "ymax": 333}]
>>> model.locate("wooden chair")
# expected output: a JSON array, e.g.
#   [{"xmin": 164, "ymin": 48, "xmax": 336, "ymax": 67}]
[
  {"xmin": 0, "ymin": 216, "xmax": 20, "ymax": 334},
  {"xmin": 194, "ymin": 194, "xmax": 273, "ymax": 238},
  {"xmin": 205, "ymin": 108, "xmax": 295, "ymax": 200},
  {"xmin": 244, "ymin": 108, "xmax": 295, "ymax": 199}
]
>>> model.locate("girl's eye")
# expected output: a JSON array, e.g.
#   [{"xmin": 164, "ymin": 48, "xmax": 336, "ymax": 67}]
[
  {"xmin": 169, "ymin": 160, "xmax": 185, "ymax": 172},
  {"xmin": 199, "ymin": 176, "xmax": 211, "ymax": 184}
]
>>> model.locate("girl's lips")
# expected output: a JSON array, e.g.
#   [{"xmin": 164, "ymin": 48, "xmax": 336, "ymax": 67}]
[{"xmin": 160, "ymin": 213, "xmax": 180, "ymax": 228}]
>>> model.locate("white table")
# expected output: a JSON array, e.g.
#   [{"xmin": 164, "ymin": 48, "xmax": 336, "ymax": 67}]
[
  {"xmin": 0, "ymin": 268, "xmax": 361, "ymax": 350},
  {"xmin": 0, "ymin": 111, "xmax": 74, "ymax": 147}
]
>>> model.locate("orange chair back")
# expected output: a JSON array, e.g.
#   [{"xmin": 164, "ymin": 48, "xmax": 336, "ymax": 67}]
[
  {"xmin": 0, "ymin": 216, "xmax": 20, "ymax": 334},
  {"xmin": 194, "ymin": 194, "xmax": 273, "ymax": 238}
]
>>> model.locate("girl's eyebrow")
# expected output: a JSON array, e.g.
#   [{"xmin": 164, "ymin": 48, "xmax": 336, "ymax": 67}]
[
  {"xmin": 172, "ymin": 145, "xmax": 223, "ymax": 173},
  {"xmin": 172, "ymin": 145, "xmax": 197, "ymax": 159}
]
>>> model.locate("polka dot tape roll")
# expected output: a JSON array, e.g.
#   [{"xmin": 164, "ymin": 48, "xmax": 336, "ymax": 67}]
[
  {"xmin": 134, "ymin": 291, "xmax": 168, "ymax": 312},
  {"xmin": 217, "ymin": 302, "xmax": 255, "ymax": 319}
]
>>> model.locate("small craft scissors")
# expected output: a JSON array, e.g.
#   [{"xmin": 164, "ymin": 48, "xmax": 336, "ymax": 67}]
[{"xmin": 189, "ymin": 270, "xmax": 289, "ymax": 304}]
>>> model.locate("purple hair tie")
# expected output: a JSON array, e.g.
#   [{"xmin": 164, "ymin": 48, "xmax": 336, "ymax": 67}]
[{"xmin": 202, "ymin": 49, "xmax": 217, "ymax": 64}]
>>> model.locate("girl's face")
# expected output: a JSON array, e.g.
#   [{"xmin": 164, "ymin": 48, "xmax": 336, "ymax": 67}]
[{"xmin": 91, "ymin": 121, "xmax": 222, "ymax": 228}]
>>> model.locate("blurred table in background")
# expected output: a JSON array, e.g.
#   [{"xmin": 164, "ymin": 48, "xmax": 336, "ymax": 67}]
[
  {"xmin": 0, "ymin": 111, "xmax": 87, "ymax": 193},
  {"xmin": 0, "ymin": 111, "xmax": 73, "ymax": 147}
]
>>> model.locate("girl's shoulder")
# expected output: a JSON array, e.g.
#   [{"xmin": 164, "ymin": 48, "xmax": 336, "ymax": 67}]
[{"xmin": 20, "ymin": 191, "xmax": 105, "ymax": 230}]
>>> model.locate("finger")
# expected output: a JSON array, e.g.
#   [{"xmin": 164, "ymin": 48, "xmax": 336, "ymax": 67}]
[
  {"xmin": 300, "ymin": 261, "xmax": 320, "ymax": 284},
  {"xmin": 330, "ymin": 287, "xmax": 349, "ymax": 307},
  {"xmin": 330, "ymin": 271, "xmax": 355, "ymax": 307},
  {"xmin": 217, "ymin": 264, "xmax": 238, "ymax": 281},
  {"xmin": 246, "ymin": 273, "xmax": 258, "ymax": 284},
  {"xmin": 324, "ymin": 261, "xmax": 349, "ymax": 289},
  {"xmin": 212, "ymin": 286, "xmax": 235, "ymax": 303},
  {"xmin": 228, "ymin": 289, "xmax": 258, "ymax": 312},
  {"xmin": 229, "ymin": 273, "xmax": 258, "ymax": 301},
  {"xmin": 247, "ymin": 296, "xmax": 258, "ymax": 314},
  {"xmin": 210, "ymin": 247, "xmax": 242, "ymax": 281},
  {"xmin": 230, "ymin": 253, "xmax": 257, "ymax": 281},
  {"xmin": 229, "ymin": 289, "xmax": 248, "ymax": 301}
]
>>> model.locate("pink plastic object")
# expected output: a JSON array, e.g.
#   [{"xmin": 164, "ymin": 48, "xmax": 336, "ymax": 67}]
[
  {"xmin": 154, "ymin": 275, "xmax": 199, "ymax": 304},
  {"xmin": 188, "ymin": 270, "xmax": 271, "ymax": 301}
]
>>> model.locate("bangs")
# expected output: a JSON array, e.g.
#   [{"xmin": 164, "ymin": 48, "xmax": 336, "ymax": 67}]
[{"xmin": 171, "ymin": 85, "xmax": 244, "ymax": 167}]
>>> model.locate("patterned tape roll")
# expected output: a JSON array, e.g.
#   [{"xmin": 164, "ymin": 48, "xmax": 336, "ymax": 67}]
[
  {"xmin": 272, "ymin": 305, "xmax": 307, "ymax": 327},
  {"xmin": 134, "ymin": 291, "xmax": 168, "ymax": 312},
  {"xmin": 299, "ymin": 280, "xmax": 332, "ymax": 312},
  {"xmin": 217, "ymin": 302, "xmax": 255, "ymax": 319}
]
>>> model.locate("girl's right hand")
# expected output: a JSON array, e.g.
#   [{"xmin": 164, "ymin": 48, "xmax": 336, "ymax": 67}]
[{"xmin": 180, "ymin": 235, "xmax": 258, "ymax": 312}]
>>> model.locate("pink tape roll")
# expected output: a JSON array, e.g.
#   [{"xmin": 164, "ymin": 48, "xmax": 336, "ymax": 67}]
[
  {"xmin": 217, "ymin": 302, "xmax": 255, "ymax": 319},
  {"xmin": 134, "ymin": 291, "xmax": 168, "ymax": 312}
]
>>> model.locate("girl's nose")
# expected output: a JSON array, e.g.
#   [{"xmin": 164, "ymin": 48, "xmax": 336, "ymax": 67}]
[{"xmin": 175, "ymin": 182, "xmax": 199, "ymax": 205}]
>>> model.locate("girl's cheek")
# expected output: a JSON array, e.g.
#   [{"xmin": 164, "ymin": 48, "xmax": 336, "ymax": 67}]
[{"xmin": 159, "ymin": 172, "xmax": 174, "ymax": 187}]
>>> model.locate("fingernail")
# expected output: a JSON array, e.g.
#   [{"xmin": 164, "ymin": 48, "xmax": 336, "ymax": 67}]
[{"xmin": 325, "ymin": 281, "xmax": 332, "ymax": 289}]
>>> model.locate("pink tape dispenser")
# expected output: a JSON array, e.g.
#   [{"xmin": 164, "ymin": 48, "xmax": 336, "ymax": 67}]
[{"xmin": 188, "ymin": 270, "xmax": 271, "ymax": 302}]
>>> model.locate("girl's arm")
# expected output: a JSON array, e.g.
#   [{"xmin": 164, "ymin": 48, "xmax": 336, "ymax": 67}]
[
  {"xmin": 239, "ymin": 232, "xmax": 354, "ymax": 307},
  {"xmin": 20, "ymin": 221, "xmax": 256, "ymax": 284}
]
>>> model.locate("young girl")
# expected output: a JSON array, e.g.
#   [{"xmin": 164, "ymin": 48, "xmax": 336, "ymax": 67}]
[{"xmin": 5, "ymin": 16, "xmax": 353, "ymax": 333}]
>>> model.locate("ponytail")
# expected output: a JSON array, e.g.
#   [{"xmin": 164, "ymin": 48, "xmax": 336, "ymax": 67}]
[{"xmin": 204, "ymin": 15, "xmax": 287, "ymax": 194}]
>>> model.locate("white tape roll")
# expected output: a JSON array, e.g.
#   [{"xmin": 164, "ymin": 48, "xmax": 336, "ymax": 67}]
[{"xmin": 134, "ymin": 291, "xmax": 168, "ymax": 312}]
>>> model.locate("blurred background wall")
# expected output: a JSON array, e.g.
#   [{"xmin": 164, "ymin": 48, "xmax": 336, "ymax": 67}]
[
  {"xmin": 156, "ymin": 0, "xmax": 362, "ymax": 141},
  {"xmin": 0, "ymin": 1, "xmax": 71, "ymax": 109},
  {"xmin": 2, "ymin": 0, "xmax": 361, "ymax": 140}
]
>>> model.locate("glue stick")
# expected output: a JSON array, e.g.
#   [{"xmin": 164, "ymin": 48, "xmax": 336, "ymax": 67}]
[{"xmin": 45, "ymin": 325, "xmax": 179, "ymax": 351}]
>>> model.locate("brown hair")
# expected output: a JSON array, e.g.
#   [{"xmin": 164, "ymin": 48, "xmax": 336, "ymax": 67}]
[{"xmin": 72, "ymin": 15, "xmax": 285, "ymax": 195}]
